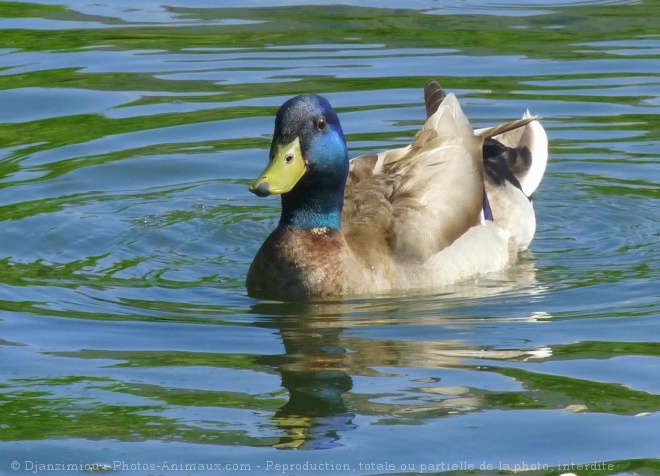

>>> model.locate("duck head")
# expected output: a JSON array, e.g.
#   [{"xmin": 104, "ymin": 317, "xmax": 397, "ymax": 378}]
[{"xmin": 250, "ymin": 95, "xmax": 349, "ymax": 229}]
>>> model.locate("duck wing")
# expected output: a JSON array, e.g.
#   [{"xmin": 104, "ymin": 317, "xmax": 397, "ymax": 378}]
[
  {"xmin": 424, "ymin": 81, "xmax": 549, "ymax": 252},
  {"xmin": 343, "ymin": 92, "xmax": 484, "ymax": 265},
  {"xmin": 424, "ymin": 80, "xmax": 547, "ymax": 199}
]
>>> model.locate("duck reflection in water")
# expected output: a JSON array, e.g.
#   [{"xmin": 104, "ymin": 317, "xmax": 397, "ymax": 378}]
[
  {"xmin": 256, "ymin": 304, "xmax": 356, "ymax": 450},
  {"xmin": 252, "ymin": 267, "xmax": 549, "ymax": 450}
]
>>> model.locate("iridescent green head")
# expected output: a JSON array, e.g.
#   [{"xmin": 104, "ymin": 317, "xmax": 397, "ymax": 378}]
[{"xmin": 250, "ymin": 94, "xmax": 349, "ymax": 229}]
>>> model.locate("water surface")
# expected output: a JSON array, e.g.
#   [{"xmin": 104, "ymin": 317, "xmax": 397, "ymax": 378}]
[{"xmin": 0, "ymin": 1, "xmax": 659, "ymax": 475}]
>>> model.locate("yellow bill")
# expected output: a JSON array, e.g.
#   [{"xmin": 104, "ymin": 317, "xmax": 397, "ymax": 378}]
[{"xmin": 249, "ymin": 137, "xmax": 307, "ymax": 197}]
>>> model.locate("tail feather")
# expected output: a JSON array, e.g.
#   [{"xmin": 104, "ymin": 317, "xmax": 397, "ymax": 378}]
[
  {"xmin": 481, "ymin": 113, "xmax": 548, "ymax": 198},
  {"xmin": 424, "ymin": 80, "xmax": 447, "ymax": 118},
  {"xmin": 474, "ymin": 116, "xmax": 540, "ymax": 140}
]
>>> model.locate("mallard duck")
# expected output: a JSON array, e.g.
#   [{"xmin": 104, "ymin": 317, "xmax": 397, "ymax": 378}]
[{"xmin": 246, "ymin": 81, "xmax": 548, "ymax": 300}]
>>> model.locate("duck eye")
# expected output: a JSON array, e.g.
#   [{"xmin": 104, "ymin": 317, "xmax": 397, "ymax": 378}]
[{"xmin": 316, "ymin": 116, "xmax": 328, "ymax": 132}]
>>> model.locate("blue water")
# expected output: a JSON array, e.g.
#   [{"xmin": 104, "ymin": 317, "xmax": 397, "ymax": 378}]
[{"xmin": 0, "ymin": 1, "xmax": 659, "ymax": 475}]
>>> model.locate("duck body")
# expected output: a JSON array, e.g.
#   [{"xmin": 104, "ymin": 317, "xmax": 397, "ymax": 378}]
[{"xmin": 246, "ymin": 82, "xmax": 547, "ymax": 300}]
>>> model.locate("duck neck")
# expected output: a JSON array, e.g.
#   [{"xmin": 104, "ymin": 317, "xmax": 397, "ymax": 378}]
[{"xmin": 279, "ymin": 184, "xmax": 344, "ymax": 230}]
